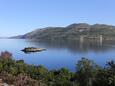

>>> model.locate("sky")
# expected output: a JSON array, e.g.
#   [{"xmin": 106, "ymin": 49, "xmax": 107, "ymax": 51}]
[{"xmin": 0, "ymin": 0, "xmax": 115, "ymax": 36}]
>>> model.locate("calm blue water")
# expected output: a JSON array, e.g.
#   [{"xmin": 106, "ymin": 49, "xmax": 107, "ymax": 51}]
[{"xmin": 0, "ymin": 39, "xmax": 115, "ymax": 71}]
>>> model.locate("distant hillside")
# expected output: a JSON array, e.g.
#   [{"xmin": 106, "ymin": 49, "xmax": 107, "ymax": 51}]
[{"xmin": 12, "ymin": 23, "xmax": 115, "ymax": 40}]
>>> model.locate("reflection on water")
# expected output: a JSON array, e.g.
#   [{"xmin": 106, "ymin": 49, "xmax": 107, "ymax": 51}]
[
  {"xmin": 0, "ymin": 39, "xmax": 115, "ymax": 71},
  {"xmin": 26, "ymin": 39, "xmax": 115, "ymax": 53}
]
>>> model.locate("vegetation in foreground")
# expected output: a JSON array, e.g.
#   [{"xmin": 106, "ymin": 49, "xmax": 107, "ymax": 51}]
[{"xmin": 0, "ymin": 51, "xmax": 115, "ymax": 86}]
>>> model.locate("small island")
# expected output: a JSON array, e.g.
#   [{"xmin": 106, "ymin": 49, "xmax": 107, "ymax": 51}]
[{"xmin": 22, "ymin": 47, "xmax": 46, "ymax": 53}]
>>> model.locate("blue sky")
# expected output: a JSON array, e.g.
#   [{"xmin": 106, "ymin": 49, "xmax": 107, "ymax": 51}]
[{"xmin": 0, "ymin": 0, "xmax": 115, "ymax": 36}]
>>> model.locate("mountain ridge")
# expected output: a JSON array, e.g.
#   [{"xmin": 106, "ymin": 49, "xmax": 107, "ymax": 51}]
[{"xmin": 11, "ymin": 23, "xmax": 115, "ymax": 40}]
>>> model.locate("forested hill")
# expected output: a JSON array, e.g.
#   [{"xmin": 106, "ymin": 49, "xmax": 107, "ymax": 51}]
[{"xmin": 11, "ymin": 23, "xmax": 115, "ymax": 40}]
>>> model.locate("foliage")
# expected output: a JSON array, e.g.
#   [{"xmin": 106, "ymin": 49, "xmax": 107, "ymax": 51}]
[{"xmin": 0, "ymin": 51, "xmax": 115, "ymax": 86}]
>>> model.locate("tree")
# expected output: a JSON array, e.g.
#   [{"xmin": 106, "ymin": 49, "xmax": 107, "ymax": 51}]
[{"xmin": 75, "ymin": 58, "xmax": 99, "ymax": 86}]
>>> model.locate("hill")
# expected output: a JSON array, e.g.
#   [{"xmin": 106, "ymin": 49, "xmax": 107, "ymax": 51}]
[{"xmin": 11, "ymin": 23, "xmax": 115, "ymax": 40}]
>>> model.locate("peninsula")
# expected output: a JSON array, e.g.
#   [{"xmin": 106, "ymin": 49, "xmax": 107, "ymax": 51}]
[{"xmin": 11, "ymin": 23, "xmax": 115, "ymax": 41}]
